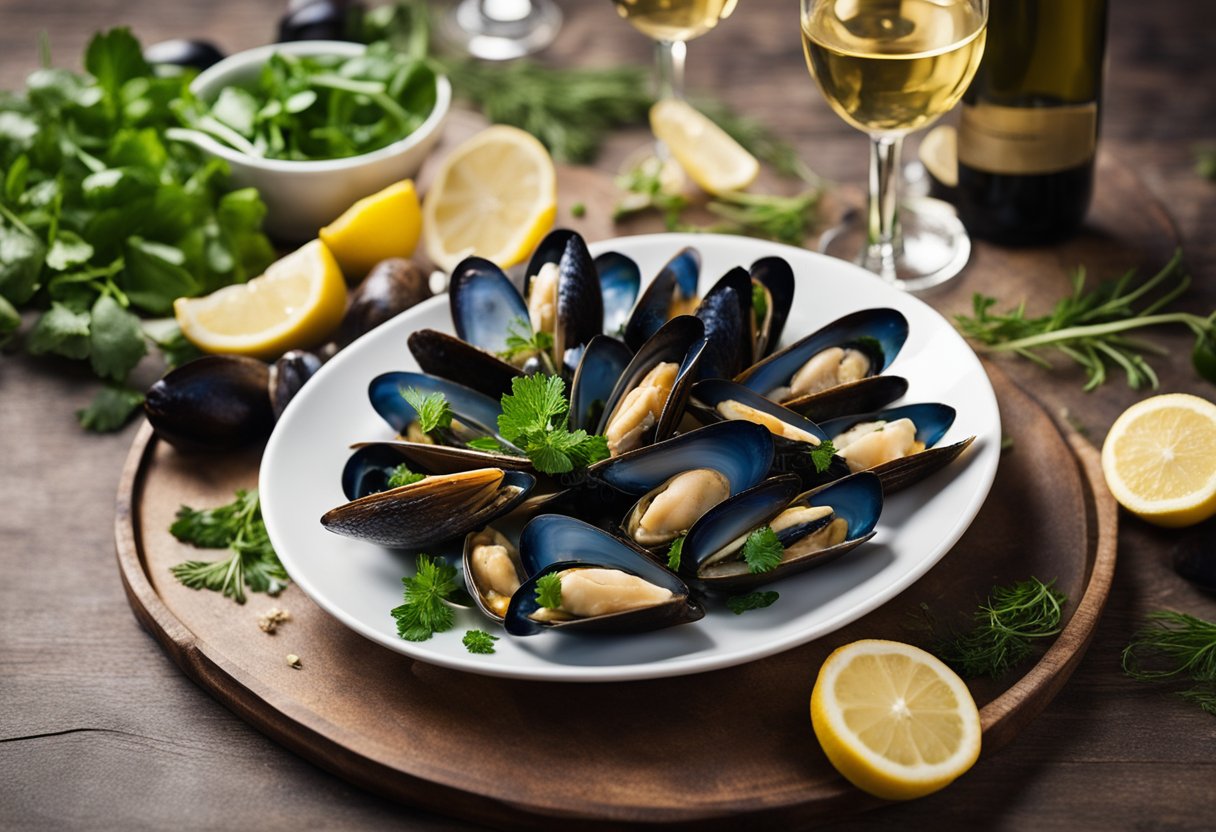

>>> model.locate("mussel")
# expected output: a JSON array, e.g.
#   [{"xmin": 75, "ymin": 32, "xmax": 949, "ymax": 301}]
[
  {"xmin": 694, "ymin": 267, "xmax": 753, "ymax": 381},
  {"xmin": 594, "ymin": 251, "xmax": 642, "ymax": 336},
  {"xmin": 463, "ymin": 526, "xmax": 526, "ymax": 621},
  {"xmin": 596, "ymin": 316, "xmax": 707, "ymax": 457},
  {"xmin": 338, "ymin": 258, "xmax": 431, "ymax": 346},
  {"xmin": 819, "ymin": 403, "xmax": 975, "ymax": 493},
  {"xmin": 145, "ymin": 355, "xmax": 274, "ymax": 451},
  {"xmin": 568, "ymin": 335, "xmax": 634, "ymax": 433},
  {"xmin": 321, "ymin": 447, "xmax": 535, "ymax": 549},
  {"xmin": 748, "ymin": 256, "xmax": 796, "ymax": 361},
  {"xmin": 269, "ymin": 349, "xmax": 323, "ymax": 419},
  {"xmin": 623, "ymin": 247, "xmax": 701, "ymax": 351},
  {"xmin": 736, "ymin": 308, "xmax": 909, "ymax": 422},
  {"xmin": 679, "ymin": 472, "xmax": 884, "ymax": 591},
  {"xmin": 504, "ymin": 515, "xmax": 703, "ymax": 635}
]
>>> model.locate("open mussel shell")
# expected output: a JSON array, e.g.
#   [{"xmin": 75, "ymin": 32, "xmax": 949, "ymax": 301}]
[
  {"xmin": 462, "ymin": 526, "xmax": 526, "ymax": 622},
  {"xmin": 749, "ymin": 256, "xmax": 795, "ymax": 361},
  {"xmin": 526, "ymin": 229, "xmax": 604, "ymax": 376},
  {"xmin": 688, "ymin": 379, "xmax": 851, "ymax": 491},
  {"xmin": 569, "ymin": 335, "xmax": 633, "ymax": 433},
  {"xmin": 623, "ymin": 247, "xmax": 701, "ymax": 351},
  {"xmin": 596, "ymin": 315, "xmax": 708, "ymax": 457},
  {"xmin": 369, "ymin": 370, "xmax": 504, "ymax": 440},
  {"xmin": 681, "ymin": 472, "xmax": 883, "ymax": 591},
  {"xmin": 351, "ymin": 439, "xmax": 534, "ymax": 475},
  {"xmin": 407, "ymin": 328, "xmax": 523, "ymax": 400},
  {"xmin": 321, "ymin": 466, "xmax": 535, "ymax": 550},
  {"xmin": 449, "ymin": 257, "xmax": 529, "ymax": 356},
  {"xmin": 820, "ymin": 403, "xmax": 975, "ymax": 493},
  {"xmin": 145, "ymin": 355, "xmax": 274, "ymax": 451},
  {"xmin": 784, "ymin": 374, "xmax": 910, "ymax": 424},
  {"xmin": 504, "ymin": 515, "xmax": 704, "ymax": 636},
  {"xmin": 736, "ymin": 308, "xmax": 909, "ymax": 415},
  {"xmin": 695, "ymin": 267, "xmax": 753, "ymax": 381},
  {"xmin": 595, "ymin": 251, "xmax": 641, "ymax": 336}
]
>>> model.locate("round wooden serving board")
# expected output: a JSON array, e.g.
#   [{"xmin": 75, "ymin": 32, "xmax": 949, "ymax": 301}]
[{"xmin": 114, "ymin": 363, "xmax": 1116, "ymax": 830}]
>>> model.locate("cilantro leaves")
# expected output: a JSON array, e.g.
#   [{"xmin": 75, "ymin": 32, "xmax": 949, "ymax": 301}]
[
  {"xmin": 497, "ymin": 316, "xmax": 554, "ymax": 363},
  {"xmin": 666, "ymin": 535, "xmax": 686, "ymax": 571},
  {"xmin": 808, "ymin": 439, "xmax": 838, "ymax": 474},
  {"xmin": 727, "ymin": 591, "xmax": 780, "ymax": 614},
  {"xmin": 463, "ymin": 629, "xmax": 500, "ymax": 654},
  {"xmin": 742, "ymin": 526, "xmax": 784, "ymax": 574},
  {"xmin": 387, "ymin": 463, "xmax": 425, "ymax": 489},
  {"xmin": 497, "ymin": 374, "xmax": 610, "ymax": 474},
  {"xmin": 535, "ymin": 572, "xmax": 563, "ymax": 609},
  {"xmin": 391, "ymin": 555, "xmax": 459, "ymax": 641},
  {"xmin": 169, "ymin": 489, "xmax": 288, "ymax": 604},
  {"xmin": 402, "ymin": 387, "xmax": 453, "ymax": 435}
]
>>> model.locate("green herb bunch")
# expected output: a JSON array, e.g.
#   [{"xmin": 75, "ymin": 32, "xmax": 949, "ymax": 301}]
[
  {"xmin": 0, "ymin": 29, "xmax": 274, "ymax": 429},
  {"xmin": 934, "ymin": 578, "xmax": 1067, "ymax": 678},
  {"xmin": 1123, "ymin": 611, "xmax": 1216, "ymax": 716}
]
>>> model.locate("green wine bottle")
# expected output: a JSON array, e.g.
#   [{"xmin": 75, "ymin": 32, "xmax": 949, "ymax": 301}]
[{"xmin": 956, "ymin": 0, "xmax": 1109, "ymax": 245}]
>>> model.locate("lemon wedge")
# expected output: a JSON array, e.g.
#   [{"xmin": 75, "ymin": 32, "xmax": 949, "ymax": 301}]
[
  {"xmin": 319, "ymin": 179, "xmax": 421, "ymax": 279},
  {"xmin": 422, "ymin": 125, "xmax": 557, "ymax": 274},
  {"xmin": 174, "ymin": 239, "xmax": 347, "ymax": 361},
  {"xmin": 811, "ymin": 639, "xmax": 982, "ymax": 801},
  {"xmin": 1101, "ymin": 393, "xmax": 1216, "ymax": 527},
  {"xmin": 649, "ymin": 99, "xmax": 759, "ymax": 196}
]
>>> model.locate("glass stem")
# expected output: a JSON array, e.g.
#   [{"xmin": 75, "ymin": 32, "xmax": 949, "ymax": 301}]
[
  {"xmin": 864, "ymin": 133, "xmax": 903, "ymax": 282},
  {"xmin": 655, "ymin": 39, "xmax": 687, "ymax": 101}
]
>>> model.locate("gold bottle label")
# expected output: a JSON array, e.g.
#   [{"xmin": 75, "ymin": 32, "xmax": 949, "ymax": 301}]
[{"xmin": 958, "ymin": 102, "xmax": 1097, "ymax": 175}]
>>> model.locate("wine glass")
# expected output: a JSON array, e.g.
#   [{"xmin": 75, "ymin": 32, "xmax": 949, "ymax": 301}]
[
  {"xmin": 612, "ymin": 0, "xmax": 738, "ymax": 109},
  {"xmin": 801, "ymin": 0, "xmax": 988, "ymax": 291},
  {"xmin": 443, "ymin": 0, "xmax": 563, "ymax": 61}
]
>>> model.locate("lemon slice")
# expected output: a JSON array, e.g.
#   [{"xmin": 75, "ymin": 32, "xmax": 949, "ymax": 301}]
[
  {"xmin": 422, "ymin": 125, "xmax": 556, "ymax": 274},
  {"xmin": 174, "ymin": 239, "xmax": 347, "ymax": 361},
  {"xmin": 649, "ymin": 99, "xmax": 760, "ymax": 196},
  {"xmin": 1100, "ymin": 393, "xmax": 1216, "ymax": 527},
  {"xmin": 811, "ymin": 639, "xmax": 982, "ymax": 801},
  {"xmin": 320, "ymin": 179, "xmax": 421, "ymax": 279}
]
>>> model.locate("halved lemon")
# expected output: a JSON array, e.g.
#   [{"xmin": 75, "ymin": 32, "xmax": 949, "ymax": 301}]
[
  {"xmin": 649, "ymin": 99, "xmax": 759, "ymax": 196},
  {"xmin": 1100, "ymin": 393, "xmax": 1216, "ymax": 527},
  {"xmin": 319, "ymin": 179, "xmax": 421, "ymax": 279},
  {"xmin": 811, "ymin": 639, "xmax": 982, "ymax": 801},
  {"xmin": 422, "ymin": 125, "xmax": 556, "ymax": 274},
  {"xmin": 174, "ymin": 239, "xmax": 347, "ymax": 361}
]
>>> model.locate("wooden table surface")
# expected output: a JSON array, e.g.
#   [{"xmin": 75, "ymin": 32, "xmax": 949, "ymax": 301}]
[{"xmin": 2, "ymin": 1, "xmax": 1215, "ymax": 829}]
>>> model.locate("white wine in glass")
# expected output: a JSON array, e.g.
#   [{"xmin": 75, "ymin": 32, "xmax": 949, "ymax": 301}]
[
  {"xmin": 612, "ymin": 0, "xmax": 738, "ymax": 100},
  {"xmin": 802, "ymin": 0, "xmax": 987, "ymax": 291}
]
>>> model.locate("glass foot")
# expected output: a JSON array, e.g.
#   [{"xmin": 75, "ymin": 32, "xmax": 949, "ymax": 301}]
[
  {"xmin": 441, "ymin": 0, "xmax": 562, "ymax": 61},
  {"xmin": 819, "ymin": 197, "xmax": 972, "ymax": 293}
]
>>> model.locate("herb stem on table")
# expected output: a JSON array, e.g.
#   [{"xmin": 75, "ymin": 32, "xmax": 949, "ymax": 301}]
[{"xmin": 1122, "ymin": 611, "xmax": 1216, "ymax": 716}]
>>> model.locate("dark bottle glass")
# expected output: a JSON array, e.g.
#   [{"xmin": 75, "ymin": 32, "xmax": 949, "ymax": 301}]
[{"xmin": 956, "ymin": 0, "xmax": 1109, "ymax": 245}]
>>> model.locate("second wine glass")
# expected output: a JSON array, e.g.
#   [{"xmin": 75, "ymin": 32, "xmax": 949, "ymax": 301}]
[
  {"xmin": 612, "ymin": 0, "xmax": 738, "ymax": 102},
  {"xmin": 801, "ymin": 0, "xmax": 988, "ymax": 291}
]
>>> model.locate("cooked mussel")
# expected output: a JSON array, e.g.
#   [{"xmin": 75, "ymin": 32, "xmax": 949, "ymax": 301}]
[
  {"xmin": 463, "ymin": 526, "xmax": 526, "ymax": 621},
  {"xmin": 695, "ymin": 267, "xmax": 752, "ymax": 381},
  {"xmin": 339, "ymin": 258, "xmax": 431, "ymax": 346},
  {"xmin": 407, "ymin": 328, "xmax": 523, "ymax": 400},
  {"xmin": 524, "ymin": 229, "xmax": 603, "ymax": 374},
  {"xmin": 145, "ymin": 355, "xmax": 274, "ymax": 451},
  {"xmin": 819, "ymin": 403, "xmax": 975, "ymax": 493},
  {"xmin": 748, "ymin": 256, "xmax": 796, "ymax": 361},
  {"xmin": 737, "ymin": 308, "xmax": 909, "ymax": 421},
  {"xmin": 596, "ymin": 316, "xmax": 707, "ymax": 457},
  {"xmin": 623, "ymin": 247, "xmax": 701, "ymax": 351},
  {"xmin": 321, "ymin": 459, "xmax": 535, "ymax": 549},
  {"xmin": 568, "ymin": 335, "xmax": 633, "ymax": 433},
  {"xmin": 504, "ymin": 515, "xmax": 703, "ymax": 635},
  {"xmin": 595, "ymin": 251, "xmax": 642, "ymax": 337},
  {"xmin": 269, "ymin": 349, "xmax": 323, "ymax": 419},
  {"xmin": 679, "ymin": 472, "xmax": 883, "ymax": 591}
]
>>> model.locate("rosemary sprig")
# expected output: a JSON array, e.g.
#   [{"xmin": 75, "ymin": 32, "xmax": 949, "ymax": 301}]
[
  {"xmin": 1122, "ymin": 611, "xmax": 1216, "ymax": 716},
  {"xmin": 955, "ymin": 250, "xmax": 1216, "ymax": 390},
  {"xmin": 935, "ymin": 578, "xmax": 1068, "ymax": 678}
]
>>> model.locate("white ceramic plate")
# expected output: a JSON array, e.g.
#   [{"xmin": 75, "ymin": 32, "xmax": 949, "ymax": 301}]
[{"xmin": 261, "ymin": 234, "xmax": 1001, "ymax": 682}]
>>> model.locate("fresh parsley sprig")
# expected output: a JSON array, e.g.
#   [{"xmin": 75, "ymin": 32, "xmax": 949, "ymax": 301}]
[
  {"xmin": 935, "ymin": 578, "xmax": 1067, "ymax": 678},
  {"xmin": 742, "ymin": 526, "xmax": 784, "ymax": 574},
  {"xmin": 387, "ymin": 463, "xmax": 425, "ymax": 489},
  {"xmin": 808, "ymin": 439, "xmax": 838, "ymax": 474},
  {"xmin": 535, "ymin": 572, "xmax": 563, "ymax": 609},
  {"xmin": 169, "ymin": 489, "xmax": 288, "ymax": 604},
  {"xmin": 727, "ymin": 591, "xmax": 780, "ymax": 614},
  {"xmin": 666, "ymin": 535, "xmax": 686, "ymax": 572},
  {"xmin": 391, "ymin": 555, "xmax": 459, "ymax": 641},
  {"xmin": 955, "ymin": 251, "xmax": 1216, "ymax": 390},
  {"xmin": 463, "ymin": 629, "xmax": 499, "ymax": 654},
  {"xmin": 1122, "ymin": 611, "xmax": 1216, "ymax": 716},
  {"xmin": 497, "ymin": 374, "xmax": 610, "ymax": 475},
  {"xmin": 496, "ymin": 316, "xmax": 554, "ymax": 365},
  {"xmin": 402, "ymin": 387, "xmax": 453, "ymax": 435}
]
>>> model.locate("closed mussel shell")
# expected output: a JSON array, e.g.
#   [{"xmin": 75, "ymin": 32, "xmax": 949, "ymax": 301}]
[
  {"xmin": 681, "ymin": 472, "xmax": 882, "ymax": 591},
  {"xmin": 820, "ymin": 403, "xmax": 974, "ymax": 493},
  {"xmin": 269, "ymin": 349, "xmax": 323, "ymax": 419},
  {"xmin": 339, "ymin": 258, "xmax": 431, "ymax": 346},
  {"xmin": 145, "ymin": 355, "xmax": 274, "ymax": 451},
  {"xmin": 505, "ymin": 515, "xmax": 703, "ymax": 636}
]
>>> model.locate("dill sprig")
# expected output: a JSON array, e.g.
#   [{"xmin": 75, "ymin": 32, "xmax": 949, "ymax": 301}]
[
  {"xmin": 955, "ymin": 250, "xmax": 1216, "ymax": 390},
  {"xmin": 1122, "ymin": 611, "xmax": 1216, "ymax": 716},
  {"xmin": 936, "ymin": 578, "xmax": 1067, "ymax": 678}
]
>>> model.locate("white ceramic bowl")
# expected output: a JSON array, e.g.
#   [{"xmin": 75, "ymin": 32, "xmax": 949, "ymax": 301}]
[{"xmin": 188, "ymin": 40, "xmax": 450, "ymax": 242}]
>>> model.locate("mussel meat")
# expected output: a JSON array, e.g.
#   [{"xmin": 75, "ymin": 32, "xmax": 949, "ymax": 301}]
[{"xmin": 463, "ymin": 527, "xmax": 526, "ymax": 620}]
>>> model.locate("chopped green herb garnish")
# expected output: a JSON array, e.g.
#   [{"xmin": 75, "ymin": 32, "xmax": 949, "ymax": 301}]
[
  {"xmin": 169, "ymin": 489, "xmax": 288, "ymax": 604},
  {"xmin": 666, "ymin": 535, "xmax": 686, "ymax": 571},
  {"xmin": 402, "ymin": 387, "xmax": 453, "ymax": 435},
  {"xmin": 751, "ymin": 281, "xmax": 768, "ymax": 326},
  {"xmin": 808, "ymin": 439, "xmax": 838, "ymax": 474},
  {"xmin": 390, "ymin": 555, "xmax": 459, "ymax": 641},
  {"xmin": 466, "ymin": 436, "xmax": 511, "ymax": 454},
  {"xmin": 935, "ymin": 577, "xmax": 1067, "ymax": 678},
  {"xmin": 570, "ymin": 202, "xmax": 586, "ymax": 218},
  {"xmin": 463, "ymin": 629, "xmax": 500, "ymax": 654},
  {"xmin": 727, "ymin": 591, "xmax": 779, "ymax": 614},
  {"xmin": 1123, "ymin": 611, "xmax": 1216, "ymax": 716},
  {"xmin": 535, "ymin": 572, "xmax": 563, "ymax": 610},
  {"xmin": 496, "ymin": 374, "xmax": 610, "ymax": 474},
  {"xmin": 497, "ymin": 315, "xmax": 554, "ymax": 363},
  {"xmin": 387, "ymin": 463, "xmax": 425, "ymax": 489},
  {"xmin": 742, "ymin": 526, "xmax": 784, "ymax": 574}
]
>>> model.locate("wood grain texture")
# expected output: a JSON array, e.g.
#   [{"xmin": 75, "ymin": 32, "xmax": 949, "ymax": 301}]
[
  {"xmin": 3, "ymin": 0, "xmax": 1216, "ymax": 829},
  {"xmin": 110, "ymin": 365, "xmax": 1112, "ymax": 829}
]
